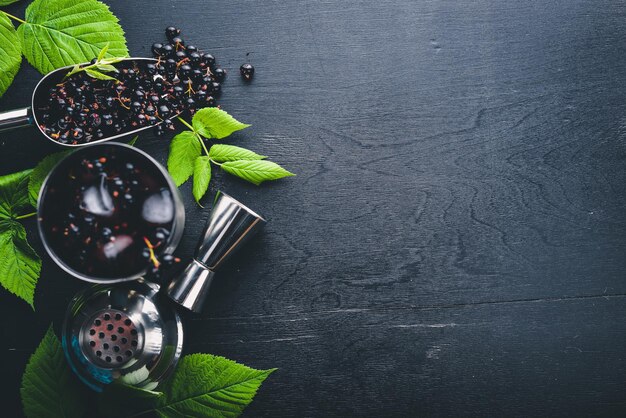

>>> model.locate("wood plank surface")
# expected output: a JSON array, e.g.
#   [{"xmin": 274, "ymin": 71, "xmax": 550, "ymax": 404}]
[{"xmin": 1, "ymin": 0, "xmax": 625, "ymax": 416}]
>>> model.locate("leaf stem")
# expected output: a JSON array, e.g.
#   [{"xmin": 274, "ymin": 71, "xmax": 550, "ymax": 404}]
[
  {"xmin": 197, "ymin": 134, "xmax": 211, "ymax": 156},
  {"xmin": 176, "ymin": 116, "xmax": 194, "ymax": 132},
  {"xmin": 209, "ymin": 158, "xmax": 222, "ymax": 166},
  {"xmin": 1, "ymin": 10, "xmax": 26, "ymax": 24},
  {"xmin": 15, "ymin": 212, "xmax": 36, "ymax": 220}
]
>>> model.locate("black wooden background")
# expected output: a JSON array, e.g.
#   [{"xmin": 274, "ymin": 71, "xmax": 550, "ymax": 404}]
[{"xmin": 2, "ymin": 0, "xmax": 626, "ymax": 416}]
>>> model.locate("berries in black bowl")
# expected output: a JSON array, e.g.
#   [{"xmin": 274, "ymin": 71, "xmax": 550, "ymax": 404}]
[{"xmin": 38, "ymin": 143, "xmax": 184, "ymax": 281}]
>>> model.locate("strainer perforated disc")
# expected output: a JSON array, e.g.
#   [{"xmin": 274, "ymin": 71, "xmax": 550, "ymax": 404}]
[
  {"xmin": 81, "ymin": 309, "xmax": 143, "ymax": 367},
  {"xmin": 62, "ymin": 280, "xmax": 183, "ymax": 392}
]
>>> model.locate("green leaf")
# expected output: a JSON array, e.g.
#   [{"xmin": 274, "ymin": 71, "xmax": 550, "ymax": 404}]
[
  {"xmin": 21, "ymin": 325, "xmax": 88, "ymax": 418},
  {"xmin": 28, "ymin": 151, "xmax": 71, "ymax": 207},
  {"xmin": 0, "ymin": 0, "xmax": 21, "ymax": 5},
  {"xmin": 0, "ymin": 13, "xmax": 22, "ymax": 98},
  {"xmin": 221, "ymin": 160, "xmax": 295, "ymax": 186},
  {"xmin": 85, "ymin": 68, "xmax": 117, "ymax": 81},
  {"xmin": 18, "ymin": 0, "xmax": 129, "ymax": 74},
  {"xmin": 0, "ymin": 169, "xmax": 33, "ymax": 219},
  {"xmin": 140, "ymin": 354, "xmax": 276, "ymax": 418},
  {"xmin": 127, "ymin": 135, "xmax": 139, "ymax": 146},
  {"xmin": 97, "ymin": 383, "xmax": 163, "ymax": 417},
  {"xmin": 193, "ymin": 156, "xmax": 211, "ymax": 204},
  {"xmin": 95, "ymin": 63, "xmax": 117, "ymax": 72},
  {"xmin": 167, "ymin": 131, "xmax": 201, "ymax": 186},
  {"xmin": 0, "ymin": 220, "xmax": 41, "ymax": 308},
  {"xmin": 192, "ymin": 108, "xmax": 250, "ymax": 140},
  {"xmin": 209, "ymin": 144, "xmax": 266, "ymax": 162},
  {"xmin": 96, "ymin": 42, "xmax": 109, "ymax": 61}
]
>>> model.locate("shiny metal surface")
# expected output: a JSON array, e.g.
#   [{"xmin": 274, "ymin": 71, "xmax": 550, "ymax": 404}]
[
  {"xmin": 37, "ymin": 142, "xmax": 185, "ymax": 283},
  {"xmin": 0, "ymin": 108, "xmax": 33, "ymax": 132},
  {"xmin": 1, "ymin": 58, "xmax": 168, "ymax": 147},
  {"xmin": 62, "ymin": 280, "xmax": 183, "ymax": 392},
  {"xmin": 167, "ymin": 259, "xmax": 216, "ymax": 312},
  {"xmin": 167, "ymin": 191, "xmax": 266, "ymax": 312}
]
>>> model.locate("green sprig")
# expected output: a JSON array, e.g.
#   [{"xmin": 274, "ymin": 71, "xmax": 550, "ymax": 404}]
[
  {"xmin": 167, "ymin": 108, "xmax": 294, "ymax": 204},
  {"xmin": 64, "ymin": 43, "xmax": 124, "ymax": 81}
]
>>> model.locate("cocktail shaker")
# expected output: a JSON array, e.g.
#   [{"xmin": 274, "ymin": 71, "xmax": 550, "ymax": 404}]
[{"xmin": 62, "ymin": 280, "xmax": 183, "ymax": 392}]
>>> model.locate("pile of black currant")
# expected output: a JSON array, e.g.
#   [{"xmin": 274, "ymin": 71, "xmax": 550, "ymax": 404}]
[{"xmin": 37, "ymin": 27, "xmax": 225, "ymax": 145}]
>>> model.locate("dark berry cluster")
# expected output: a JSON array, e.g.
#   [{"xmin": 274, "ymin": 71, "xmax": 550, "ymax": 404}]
[
  {"xmin": 39, "ymin": 146, "xmax": 179, "ymax": 279},
  {"xmin": 151, "ymin": 26, "xmax": 226, "ymax": 106},
  {"xmin": 37, "ymin": 27, "xmax": 225, "ymax": 145}
]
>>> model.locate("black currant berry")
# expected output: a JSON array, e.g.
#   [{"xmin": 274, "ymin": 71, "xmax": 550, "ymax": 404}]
[
  {"xmin": 213, "ymin": 67, "xmax": 226, "ymax": 82},
  {"xmin": 240, "ymin": 63, "xmax": 254, "ymax": 80},
  {"xmin": 166, "ymin": 26, "xmax": 181, "ymax": 41}
]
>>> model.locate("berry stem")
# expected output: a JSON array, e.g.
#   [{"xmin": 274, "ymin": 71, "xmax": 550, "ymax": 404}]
[
  {"xmin": 1, "ymin": 10, "xmax": 26, "ymax": 24},
  {"xmin": 15, "ymin": 212, "xmax": 36, "ymax": 220},
  {"xmin": 143, "ymin": 237, "xmax": 160, "ymax": 268}
]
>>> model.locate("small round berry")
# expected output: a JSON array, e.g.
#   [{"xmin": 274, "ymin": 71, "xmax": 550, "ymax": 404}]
[
  {"xmin": 175, "ymin": 50, "xmax": 187, "ymax": 62},
  {"xmin": 201, "ymin": 53, "xmax": 215, "ymax": 68},
  {"xmin": 213, "ymin": 67, "xmax": 226, "ymax": 82},
  {"xmin": 189, "ymin": 52, "xmax": 201, "ymax": 64},
  {"xmin": 161, "ymin": 44, "xmax": 174, "ymax": 57},
  {"xmin": 159, "ymin": 105, "xmax": 171, "ymax": 118},
  {"xmin": 165, "ymin": 26, "xmax": 181, "ymax": 41},
  {"xmin": 240, "ymin": 63, "xmax": 254, "ymax": 80},
  {"xmin": 151, "ymin": 43, "xmax": 164, "ymax": 56}
]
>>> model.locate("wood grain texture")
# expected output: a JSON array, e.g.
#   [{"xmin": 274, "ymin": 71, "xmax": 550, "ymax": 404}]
[{"xmin": 1, "ymin": 0, "xmax": 626, "ymax": 416}]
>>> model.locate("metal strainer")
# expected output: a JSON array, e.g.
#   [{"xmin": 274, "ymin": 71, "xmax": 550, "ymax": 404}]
[{"xmin": 62, "ymin": 280, "xmax": 182, "ymax": 392}]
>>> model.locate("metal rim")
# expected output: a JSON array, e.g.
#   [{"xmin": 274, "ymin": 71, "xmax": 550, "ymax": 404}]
[
  {"xmin": 37, "ymin": 142, "xmax": 185, "ymax": 283},
  {"xmin": 31, "ymin": 57, "xmax": 161, "ymax": 148},
  {"xmin": 217, "ymin": 191, "xmax": 266, "ymax": 222}
]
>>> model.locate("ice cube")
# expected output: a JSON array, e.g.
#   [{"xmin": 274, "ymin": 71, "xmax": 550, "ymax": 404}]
[
  {"xmin": 141, "ymin": 189, "xmax": 174, "ymax": 224},
  {"xmin": 81, "ymin": 173, "xmax": 114, "ymax": 217}
]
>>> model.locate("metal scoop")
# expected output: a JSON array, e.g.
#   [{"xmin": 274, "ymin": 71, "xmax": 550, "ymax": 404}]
[{"xmin": 0, "ymin": 57, "xmax": 166, "ymax": 147}]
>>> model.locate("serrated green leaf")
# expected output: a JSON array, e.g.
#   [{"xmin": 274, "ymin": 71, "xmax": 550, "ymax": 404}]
[
  {"xmin": 0, "ymin": 13, "xmax": 22, "ymax": 98},
  {"xmin": 131, "ymin": 354, "xmax": 275, "ymax": 418},
  {"xmin": 97, "ymin": 383, "xmax": 163, "ymax": 417},
  {"xmin": 209, "ymin": 144, "xmax": 266, "ymax": 162},
  {"xmin": 21, "ymin": 325, "xmax": 88, "ymax": 418},
  {"xmin": 192, "ymin": 108, "xmax": 250, "ymax": 140},
  {"xmin": 97, "ymin": 42, "xmax": 109, "ymax": 61},
  {"xmin": 0, "ymin": 169, "xmax": 33, "ymax": 219},
  {"xmin": 0, "ymin": 220, "xmax": 41, "ymax": 308},
  {"xmin": 28, "ymin": 151, "xmax": 71, "ymax": 207},
  {"xmin": 193, "ymin": 156, "xmax": 211, "ymax": 204},
  {"xmin": 221, "ymin": 160, "xmax": 295, "ymax": 186},
  {"xmin": 18, "ymin": 0, "xmax": 129, "ymax": 75},
  {"xmin": 167, "ymin": 131, "xmax": 202, "ymax": 186}
]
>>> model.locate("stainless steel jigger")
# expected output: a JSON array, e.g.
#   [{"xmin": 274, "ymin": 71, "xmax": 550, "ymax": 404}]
[{"xmin": 167, "ymin": 191, "xmax": 266, "ymax": 312}]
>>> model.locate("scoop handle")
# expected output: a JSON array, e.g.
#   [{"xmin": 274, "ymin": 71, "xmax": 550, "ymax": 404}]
[{"xmin": 0, "ymin": 107, "xmax": 33, "ymax": 132}]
